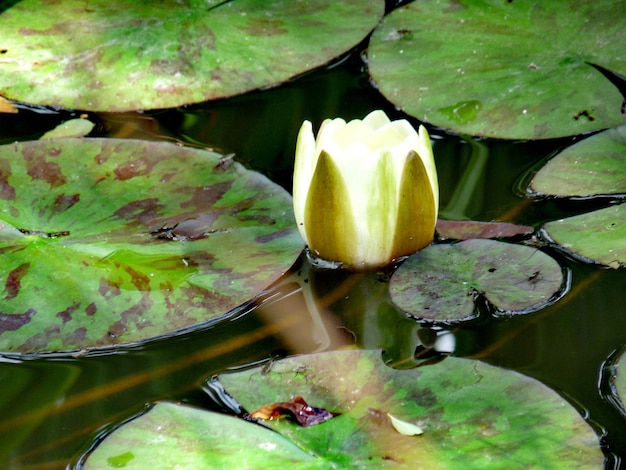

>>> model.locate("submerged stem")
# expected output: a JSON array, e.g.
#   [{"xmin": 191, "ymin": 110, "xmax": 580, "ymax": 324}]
[{"xmin": 439, "ymin": 137, "xmax": 489, "ymax": 220}]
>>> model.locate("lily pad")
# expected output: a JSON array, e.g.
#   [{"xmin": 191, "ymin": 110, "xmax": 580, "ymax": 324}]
[
  {"xmin": 542, "ymin": 203, "xmax": 626, "ymax": 269},
  {"xmin": 0, "ymin": 138, "xmax": 303, "ymax": 353},
  {"xmin": 0, "ymin": 0, "xmax": 384, "ymax": 111},
  {"xmin": 217, "ymin": 350, "xmax": 602, "ymax": 468},
  {"xmin": 82, "ymin": 402, "xmax": 318, "ymax": 469},
  {"xmin": 389, "ymin": 239, "xmax": 564, "ymax": 322},
  {"xmin": 367, "ymin": 0, "xmax": 626, "ymax": 139},
  {"xmin": 530, "ymin": 124, "xmax": 626, "ymax": 197},
  {"xmin": 40, "ymin": 118, "xmax": 95, "ymax": 140}
]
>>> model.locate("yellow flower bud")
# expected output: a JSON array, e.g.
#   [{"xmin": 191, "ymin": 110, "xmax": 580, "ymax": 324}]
[{"xmin": 293, "ymin": 110, "xmax": 438, "ymax": 270}]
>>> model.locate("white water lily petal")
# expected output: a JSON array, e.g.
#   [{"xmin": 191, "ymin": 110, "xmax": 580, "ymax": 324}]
[
  {"xmin": 334, "ymin": 119, "xmax": 372, "ymax": 148},
  {"xmin": 417, "ymin": 125, "xmax": 439, "ymax": 215},
  {"xmin": 367, "ymin": 122, "xmax": 408, "ymax": 151},
  {"xmin": 293, "ymin": 120, "xmax": 317, "ymax": 243},
  {"xmin": 362, "ymin": 109, "xmax": 391, "ymax": 130},
  {"xmin": 316, "ymin": 118, "xmax": 345, "ymax": 155}
]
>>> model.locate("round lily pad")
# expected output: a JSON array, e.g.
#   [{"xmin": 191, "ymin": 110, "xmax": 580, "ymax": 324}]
[
  {"xmin": 0, "ymin": 0, "xmax": 383, "ymax": 112},
  {"xmin": 543, "ymin": 203, "xmax": 626, "ymax": 269},
  {"xmin": 0, "ymin": 138, "xmax": 303, "ymax": 353},
  {"xmin": 530, "ymin": 124, "xmax": 626, "ymax": 197},
  {"xmin": 81, "ymin": 402, "xmax": 318, "ymax": 470},
  {"xmin": 216, "ymin": 350, "xmax": 603, "ymax": 468},
  {"xmin": 389, "ymin": 239, "xmax": 565, "ymax": 322},
  {"xmin": 367, "ymin": 0, "xmax": 626, "ymax": 139}
]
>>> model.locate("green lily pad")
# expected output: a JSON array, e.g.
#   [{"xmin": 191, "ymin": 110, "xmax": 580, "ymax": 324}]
[
  {"xmin": 0, "ymin": 0, "xmax": 384, "ymax": 112},
  {"xmin": 82, "ymin": 402, "xmax": 317, "ymax": 470},
  {"xmin": 217, "ymin": 350, "xmax": 602, "ymax": 468},
  {"xmin": 0, "ymin": 138, "xmax": 303, "ymax": 353},
  {"xmin": 530, "ymin": 125, "xmax": 626, "ymax": 197},
  {"xmin": 368, "ymin": 0, "xmax": 626, "ymax": 139},
  {"xmin": 40, "ymin": 118, "xmax": 95, "ymax": 140},
  {"xmin": 543, "ymin": 203, "xmax": 626, "ymax": 269},
  {"xmin": 389, "ymin": 239, "xmax": 564, "ymax": 322}
]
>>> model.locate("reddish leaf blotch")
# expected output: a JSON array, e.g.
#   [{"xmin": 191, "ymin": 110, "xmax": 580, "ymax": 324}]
[{"xmin": 250, "ymin": 396, "xmax": 339, "ymax": 427}]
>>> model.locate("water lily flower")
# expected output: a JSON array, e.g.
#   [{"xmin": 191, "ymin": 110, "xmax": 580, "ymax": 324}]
[{"xmin": 293, "ymin": 110, "xmax": 438, "ymax": 270}]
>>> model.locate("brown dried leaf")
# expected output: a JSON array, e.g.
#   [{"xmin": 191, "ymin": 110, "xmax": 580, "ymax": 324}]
[
  {"xmin": 250, "ymin": 396, "xmax": 339, "ymax": 427},
  {"xmin": 0, "ymin": 96, "xmax": 18, "ymax": 113}
]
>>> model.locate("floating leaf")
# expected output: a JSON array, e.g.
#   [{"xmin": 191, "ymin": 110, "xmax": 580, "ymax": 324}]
[
  {"xmin": 218, "ymin": 350, "xmax": 602, "ymax": 468},
  {"xmin": 0, "ymin": 139, "xmax": 303, "ymax": 353},
  {"xmin": 81, "ymin": 402, "xmax": 318, "ymax": 469},
  {"xmin": 368, "ymin": 0, "xmax": 626, "ymax": 139},
  {"xmin": 250, "ymin": 396, "xmax": 339, "ymax": 426},
  {"xmin": 543, "ymin": 203, "xmax": 626, "ymax": 269},
  {"xmin": 436, "ymin": 219, "xmax": 533, "ymax": 241},
  {"xmin": 40, "ymin": 118, "xmax": 95, "ymax": 140},
  {"xmin": 530, "ymin": 125, "xmax": 626, "ymax": 196},
  {"xmin": 389, "ymin": 239, "xmax": 564, "ymax": 322},
  {"xmin": 0, "ymin": 0, "xmax": 384, "ymax": 111}
]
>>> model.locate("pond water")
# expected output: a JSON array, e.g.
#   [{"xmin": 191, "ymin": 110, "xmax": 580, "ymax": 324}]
[{"xmin": 1, "ymin": 43, "xmax": 625, "ymax": 469}]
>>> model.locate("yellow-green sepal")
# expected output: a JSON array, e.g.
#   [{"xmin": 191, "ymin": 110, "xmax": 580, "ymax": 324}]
[
  {"xmin": 391, "ymin": 150, "xmax": 437, "ymax": 260},
  {"xmin": 304, "ymin": 150, "xmax": 358, "ymax": 266}
]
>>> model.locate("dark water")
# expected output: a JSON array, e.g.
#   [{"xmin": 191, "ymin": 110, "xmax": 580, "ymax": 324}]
[{"xmin": 1, "ymin": 41, "xmax": 625, "ymax": 470}]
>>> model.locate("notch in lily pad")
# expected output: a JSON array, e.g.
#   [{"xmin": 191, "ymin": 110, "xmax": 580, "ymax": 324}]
[{"xmin": 389, "ymin": 239, "xmax": 566, "ymax": 323}]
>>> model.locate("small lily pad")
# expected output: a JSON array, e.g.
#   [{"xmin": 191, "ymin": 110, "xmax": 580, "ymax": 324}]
[
  {"xmin": 0, "ymin": 138, "xmax": 303, "ymax": 353},
  {"xmin": 218, "ymin": 350, "xmax": 602, "ymax": 468},
  {"xmin": 40, "ymin": 118, "xmax": 95, "ymax": 140},
  {"xmin": 543, "ymin": 203, "xmax": 626, "ymax": 269},
  {"xmin": 389, "ymin": 239, "xmax": 564, "ymax": 322},
  {"xmin": 82, "ymin": 402, "xmax": 317, "ymax": 469},
  {"xmin": 368, "ymin": 0, "xmax": 626, "ymax": 139},
  {"xmin": 0, "ymin": 0, "xmax": 383, "ymax": 111},
  {"xmin": 530, "ymin": 125, "xmax": 626, "ymax": 197}
]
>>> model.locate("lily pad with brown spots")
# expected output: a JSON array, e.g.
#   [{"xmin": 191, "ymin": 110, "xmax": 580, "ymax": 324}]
[
  {"xmin": 367, "ymin": 0, "xmax": 626, "ymax": 139},
  {"xmin": 0, "ymin": 138, "xmax": 303, "ymax": 353},
  {"xmin": 81, "ymin": 350, "xmax": 603, "ymax": 469},
  {"xmin": 0, "ymin": 0, "xmax": 384, "ymax": 111},
  {"xmin": 389, "ymin": 239, "xmax": 565, "ymax": 322}
]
